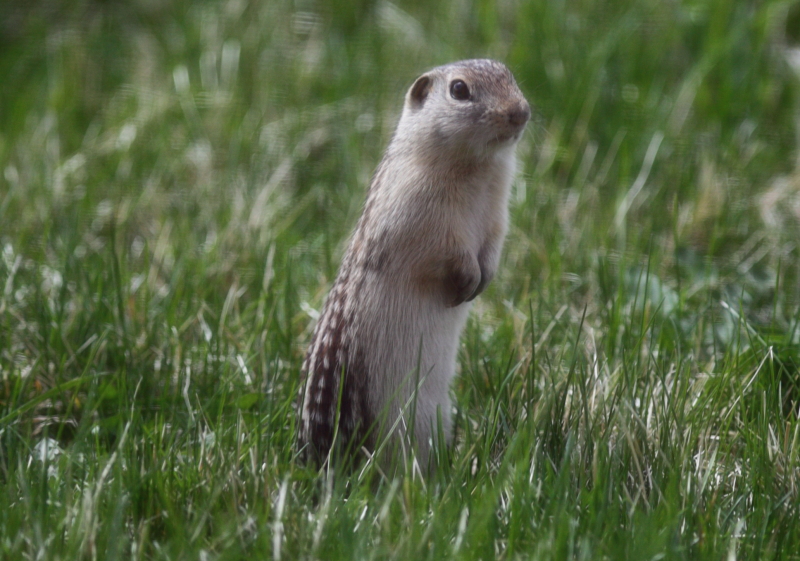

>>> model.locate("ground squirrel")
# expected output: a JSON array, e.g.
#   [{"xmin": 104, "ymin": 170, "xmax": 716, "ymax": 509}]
[{"xmin": 299, "ymin": 59, "xmax": 530, "ymax": 470}]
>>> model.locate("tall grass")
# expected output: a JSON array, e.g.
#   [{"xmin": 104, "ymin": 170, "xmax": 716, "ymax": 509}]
[{"xmin": 1, "ymin": 0, "xmax": 799, "ymax": 558}]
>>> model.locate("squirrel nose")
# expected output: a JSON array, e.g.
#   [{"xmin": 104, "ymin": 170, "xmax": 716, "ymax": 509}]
[{"xmin": 507, "ymin": 102, "xmax": 531, "ymax": 127}]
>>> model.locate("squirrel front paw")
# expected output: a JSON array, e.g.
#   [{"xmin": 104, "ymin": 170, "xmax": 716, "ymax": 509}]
[{"xmin": 446, "ymin": 252, "xmax": 481, "ymax": 307}]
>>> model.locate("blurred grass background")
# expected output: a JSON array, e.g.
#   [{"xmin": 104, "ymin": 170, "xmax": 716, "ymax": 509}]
[{"xmin": 1, "ymin": 0, "xmax": 800, "ymax": 559}]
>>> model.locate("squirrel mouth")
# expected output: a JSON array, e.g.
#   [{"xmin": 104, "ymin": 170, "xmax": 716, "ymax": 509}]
[{"xmin": 490, "ymin": 129, "xmax": 524, "ymax": 145}]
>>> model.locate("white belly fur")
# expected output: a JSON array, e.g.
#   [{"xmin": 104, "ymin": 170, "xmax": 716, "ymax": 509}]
[{"xmin": 355, "ymin": 278, "xmax": 471, "ymax": 465}]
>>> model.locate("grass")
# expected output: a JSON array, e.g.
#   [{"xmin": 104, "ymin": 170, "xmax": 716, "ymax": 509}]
[{"xmin": 1, "ymin": 0, "xmax": 800, "ymax": 558}]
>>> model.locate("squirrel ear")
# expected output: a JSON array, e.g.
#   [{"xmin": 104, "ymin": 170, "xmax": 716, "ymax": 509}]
[{"xmin": 408, "ymin": 74, "xmax": 432, "ymax": 108}]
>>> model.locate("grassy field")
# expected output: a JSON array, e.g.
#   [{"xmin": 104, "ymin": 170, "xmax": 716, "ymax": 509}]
[{"xmin": 2, "ymin": 0, "xmax": 800, "ymax": 558}]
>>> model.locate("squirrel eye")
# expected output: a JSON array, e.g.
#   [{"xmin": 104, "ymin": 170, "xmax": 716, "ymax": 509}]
[{"xmin": 449, "ymin": 79, "xmax": 470, "ymax": 101}]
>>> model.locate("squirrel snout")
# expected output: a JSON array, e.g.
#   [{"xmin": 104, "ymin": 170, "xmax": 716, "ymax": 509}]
[{"xmin": 507, "ymin": 101, "xmax": 531, "ymax": 128}]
